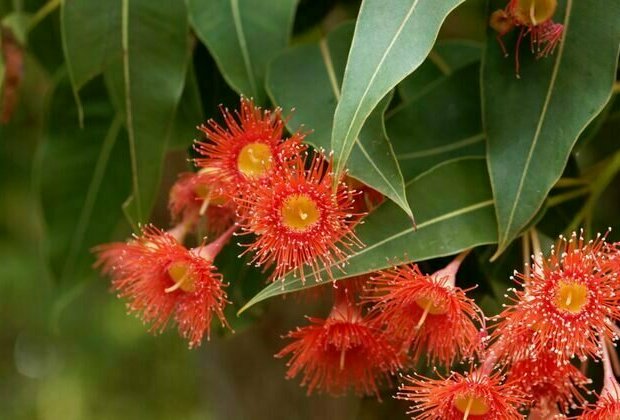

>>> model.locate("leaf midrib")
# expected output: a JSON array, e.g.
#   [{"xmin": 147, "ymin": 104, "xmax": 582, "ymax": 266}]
[
  {"xmin": 230, "ymin": 0, "xmax": 257, "ymax": 98},
  {"xmin": 500, "ymin": 0, "xmax": 573, "ymax": 246},
  {"xmin": 319, "ymin": 35, "xmax": 409, "ymax": 214},
  {"xmin": 333, "ymin": 0, "xmax": 420, "ymax": 176}
]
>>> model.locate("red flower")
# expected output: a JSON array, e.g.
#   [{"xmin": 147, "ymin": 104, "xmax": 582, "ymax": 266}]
[
  {"xmin": 366, "ymin": 256, "xmax": 484, "ymax": 366},
  {"xmin": 489, "ymin": 0, "xmax": 564, "ymax": 77},
  {"xmin": 194, "ymin": 97, "xmax": 305, "ymax": 198},
  {"xmin": 276, "ymin": 298, "xmax": 401, "ymax": 397},
  {"xmin": 93, "ymin": 225, "xmax": 234, "ymax": 348},
  {"xmin": 507, "ymin": 352, "xmax": 589, "ymax": 414},
  {"xmin": 397, "ymin": 367, "xmax": 526, "ymax": 420},
  {"xmin": 581, "ymin": 391, "xmax": 620, "ymax": 419},
  {"xmin": 240, "ymin": 154, "xmax": 362, "ymax": 283},
  {"xmin": 169, "ymin": 171, "xmax": 236, "ymax": 236},
  {"xmin": 492, "ymin": 232, "xmax": 620, "ymax": 363}
]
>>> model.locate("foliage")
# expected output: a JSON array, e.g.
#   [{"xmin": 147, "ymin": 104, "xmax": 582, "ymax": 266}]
[{"xmin": 0, "ymin": 0, "xmax": 619, "ymax": 418}]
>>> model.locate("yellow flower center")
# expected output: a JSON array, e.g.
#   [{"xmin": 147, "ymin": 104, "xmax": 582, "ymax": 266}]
[
  {"xmin": 281, "ymin": 194, "xmax": 320, "ymax": 232},
  {"xmin": 514, "ymin": 0, "xmax": 557, "ymax": 26},
  {"xmin": 554, "ymin": 280, "xmax": 588, "ymax": 314},
  {"xmin": 237, "ymin": 142, "xmax": 273, "ymax": 179},
  {"xmin": 454, "ymin": 394, "xmax": 491, "ymax": 417},
  {"xmin": 193, "ymin": 184, "xmax": 227, "ymax": 206},
  {"xmin": 414, "ymin": 296, "xmax": 449, "ymax": 329},
  {"xmin": 166, "ymin": 261, "xmax": 197, "ymax": 293}
]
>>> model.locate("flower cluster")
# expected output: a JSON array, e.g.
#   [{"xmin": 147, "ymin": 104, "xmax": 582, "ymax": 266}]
[
  {"xmin": 490, "ymin": 0, "xmax": 565, "ymax": 77},
  {"xmin": 94, "ymin": 98, "xmax": 369, "ymax": 348}
]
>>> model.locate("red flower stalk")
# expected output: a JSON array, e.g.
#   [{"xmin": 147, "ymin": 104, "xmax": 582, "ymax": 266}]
[
  {"xmin": 276, "ymin": 291, "xmax": 401, "ymax": 397},
  {"xmin": 507, "ymin": 352, "xmax": 590, "ymax": 414},
  {"xmin": 492, "ymin": 231, "xmax": 620, "ymax": 363},
  {"xmin": 169, "ymin": 171, "xmax": 236, "ymax": 236},
  {"xmin": 397, "ymin": 364, "xmax": 527, "ymax": 419},
  {"xmin": 366, "ymin": 253, "xmax": 484, "ymax": 366},
  {"xmin": 194, "ymin": 97, "xmax": 305, "ymax": 198},
  {"xmin": 581, "ymin": 342, "xmax": 620, "ymax": 419},
  {"xmin": 489, "ymin": 0, "xmax": 564, "ymax": 77},
  {"xmin": 240, "ymin": 153, "xmax": 362, "ymax": 283},
  {"xmin": 93, "ymin": 224, "xmax": 236, "ymax": 348}
]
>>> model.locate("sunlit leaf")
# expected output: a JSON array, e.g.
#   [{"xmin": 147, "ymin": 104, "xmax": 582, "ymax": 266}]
[
  {"xmin": 267, "ymin": 23, "xmax": 413, "ymax": 220},
  {"xmin": 331, "ymin": 0, "xmax": 466, "ymax": 177}
]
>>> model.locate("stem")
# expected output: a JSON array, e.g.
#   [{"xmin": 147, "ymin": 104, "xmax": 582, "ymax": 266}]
[
  {"xmin": 601, "ymin": 339, "xmax": 620, "ymax": 398},
  {"xmin": 195, "ymin": 224, "xmax": 237, "ymax": 261},
  {"xmin": 547, "ymin": 187, "xmax": 590, "ymax": 207},
  {"xmin": 28, "ymin": 0, "xmax": 61, "ymax": 31},
  {"xmin": 432, "ymin": 249, "xmax": 470, "ymax": 288},
  {"xmin": 567, "ymin": 150, "xmax": 620, "ymax": 233},
  {"xmin": 553, "ymin": 177, "xmax": 590, "ymax": 188},
  {"xmin": 168, "ymin": 223, "xmax": 189, "ymax": 243},
  {"xmin": 522, "ymin": 232, "xmax": 531, "ymax": 280}
]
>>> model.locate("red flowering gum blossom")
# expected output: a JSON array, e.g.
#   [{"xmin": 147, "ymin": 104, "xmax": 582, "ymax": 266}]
[
  {"xmin": 169, "ymin": 171, "xmax": 236, "ymax": 236},
  {"xmin": 240, "ymin": 154, "xmax": 363, "ymax": 283},
  {"xmin": 492, "ymin": 232, "xmax": 620, "ymax": 363},
  {"xmin": 276, "ymin": 299, "xmax": 401, "ymax": 397},
  {"xmin": 507, "ymin": 352, "xmax": 589, "ymax": 414},
  {"xmin": 193, "ymin": 97, "xmax": 305, "ymax": 199},
  {"xmin": 397, "ymin": 368, "xmax": 527, "ymax": 420},
  {"xmin": 93, "ymin": 225, "xmax": 234, "ymax": 348},
  {"xmin": 366, "ymin": 258, "xmax": 484, "ymax": 367}
]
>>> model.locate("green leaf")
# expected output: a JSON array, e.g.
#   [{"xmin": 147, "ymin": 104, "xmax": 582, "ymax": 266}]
[
  {"xmin": 168, "ymin": 63, "xmax": 204, "ymax": 150},
  {"xmin": 388, "ymin": 63, "xmax": 485, "ymax": 180},
  {"xmin": 239, "ymin": 157, "xmax": 497, "ymax": 313},
  {"xmin": 483, "ymin": 0, "xmax": 620, "ymax": 256},
  {"xmin": 398, "ymin": 39, "xmax": 482, "ymax": 103},
  {"xmin": 118, "ymin": 0, "xmax": 190, "ymax": 223},
  {"xmin": 188, "ymin": 0, "xmax": 298, "ymax": 104},
  {"xmin": 35, "ymin": 76, "xmax": 131, "ymax": 286},
  {"xmin": 266, "ymin": 23, "xmax": 413, "ymax": 220},
  {"xmin": 330, "ymin": 0, "xmax": 466, "ymax": 177}
]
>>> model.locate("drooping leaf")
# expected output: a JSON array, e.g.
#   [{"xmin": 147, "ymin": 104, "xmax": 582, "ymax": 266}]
[
  {"xmin": 188, "ymin": 0, "xmax": 298, "ymax": 104},
  {"xmin": 61, "ymin": 0, "xmax": 120, "ymax": 95},
  {"xmin": 266, "ymin": 23, "xmax": 413, "ymax": 220},
  {"xmin": 330, "ymin": 0, "xmax": 466, "ymax": 177},
  {"xmin": 115, "ymin": 0, "xmax": 190, "ymax": 224},
  {"xmin": 35, "ymin": 76, "xmax": 131, "ymax": 286},
  {"xmin": 388, "ymin": 63, "xmax": 485, "ymax": 180},
  {"xmin": 168, "ymin": 63, "xmax": 204, "ymax": 150},
  {"xmin": 398, "ymin": 39, "xmax": 482, "ymax": 103},
  {"xmin": 239, "ymin": 157, "xmax": 497, "ymax": 312},
  {"xmin": 483, "ymin": 0, "xmax": 620, "ymax": 256}
]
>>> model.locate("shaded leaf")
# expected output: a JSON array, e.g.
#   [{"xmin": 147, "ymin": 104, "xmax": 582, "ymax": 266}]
[
  {"xmin": 483, "ymin": 0, "xmax": 620, "ymax": 256},
  {"xmin": 388, "ymin": 63, "xmax": 485, "ymax": 180},
  {"xmin": 266, "ymin": 23, "xmax": 413, "ymax": 219},
  {"xmin": 188, "ymin": 0, "xmax": 298, "ymax": 104},
  {"xmin": 398, "ymin": 39, "xmax": 482, "ymax": 103},
  {"xmin": 168, "ymin": 63, "xmax": 204, "ymax": 150},
  {"xmin": 35, "ymin": 76, "xmax": 131, "ymax": 286},
  {"xmin": 240, "ymin": 157, "xmax": 497, "ymax": 312},
  {"xmin": 331, "ymin": 0, "xmax": 466, "ymax": 176}
]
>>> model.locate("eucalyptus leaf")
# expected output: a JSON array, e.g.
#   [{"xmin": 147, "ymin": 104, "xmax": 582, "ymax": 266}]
[
  {"xmin": 168, "ymin": 63, "xmax": 204, "ymax": 151},
  {"xmin": 35, "ymin": 77, "xmax": 131, "ymax": 286},
  {"xmin": 388, "ymin": 63, "xmax": 485, "ymax": 180},
  {"xmin": 331, "ymin": 0, "xmax": 466, "ymax": 177},
  {"xmin": 188, "ymin": 0, "xmax": 298, "ymax": 104},
  {"xmin": 398, "ymin": 40, "xmax": 482, "ymax": 103},
  {"xmin": 483, "ymin": 0, "xmax": 620, "ymax": 256},
  {"xmin": 239, "ymin": 157, "xmax": 497, "ymax": 312},
  {"xmin": 266, "ymin": 23, "xmax": 413, "ymax": 220}
]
